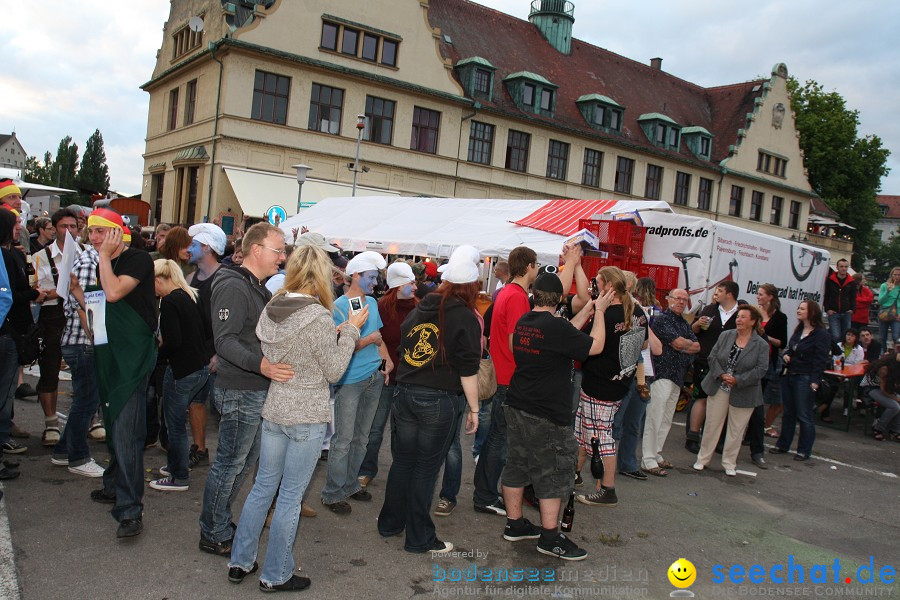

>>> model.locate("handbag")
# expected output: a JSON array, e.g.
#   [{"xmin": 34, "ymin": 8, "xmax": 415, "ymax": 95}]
[
  {"xmin": 477, "ymin": 357, "xmax": 497, "ymax": 401},
  {"xmin": 14, "ymin": 322, "xmax": 45, "ymax": 366},
  {"xmin": 878, "ymin": 295, "xmax": 898, "ymax": 323}
]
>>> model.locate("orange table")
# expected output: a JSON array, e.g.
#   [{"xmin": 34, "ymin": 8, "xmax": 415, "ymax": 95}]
[{"xmin": 822, "ymin": 361, "xmax": 868, "ymax": 432}]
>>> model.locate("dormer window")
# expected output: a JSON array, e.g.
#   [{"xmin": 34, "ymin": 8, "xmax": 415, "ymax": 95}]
[
  {"xmin": 455, "ymin": 57, "xmax": 496, "ymax": 102},
  {"xmin": 504, "ymin": 72, "xmax": 557, "ymax": 117},
  {"xmin": 576, "ymin": 94, "xmax": 624, "ymax": 134},
  {"xmin": 681, "ymin": 126, "xmax": 713, "ymax": 161},
  {"xmin": 638, "ymin": 113, "xmax": 680, "ymax": 151}
]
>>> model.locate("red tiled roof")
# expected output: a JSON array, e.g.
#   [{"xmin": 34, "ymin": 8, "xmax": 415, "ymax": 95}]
[
  {"xmin": 428, "ymin": 0, "xmax": 763, "ymax": 166},
  {"xmin": 809, "ymin": 197, "xmax": 839, "ymax": 218},
  {"xmin": 877, "ymin": 195, "xmax": 900, "ymax": 219}
]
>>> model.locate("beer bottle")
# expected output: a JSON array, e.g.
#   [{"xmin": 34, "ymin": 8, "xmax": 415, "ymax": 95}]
[
  {"xmin": 560, "ymin": 492, "xmax": 575, "ymax": 533},
  {"xmin": 590, "ymin": 437, "xmax": 604, "ymax": 480},
  {"xmin": 26, "ymin": 254, "xmax": 37, "ymax": 288}
]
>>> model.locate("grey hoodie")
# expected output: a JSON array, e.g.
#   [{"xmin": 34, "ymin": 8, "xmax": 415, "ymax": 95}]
[{"xmin": 256, "ymin": 294, "xmax": 360, "ymax": 425}]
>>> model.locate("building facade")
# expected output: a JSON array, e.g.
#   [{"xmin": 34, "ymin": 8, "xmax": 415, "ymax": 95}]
[
  {"xmin": 141, "ymin": 0, "xmax": 851, "ymax": 260},
  {"xmin": 0, "ymin": 133, "xmax": 27, "ymax": 170}
]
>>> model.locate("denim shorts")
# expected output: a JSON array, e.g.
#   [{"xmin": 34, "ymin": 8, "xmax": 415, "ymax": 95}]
[{"xmin": 501, "ymin": 405, "xmax": 577, "ymax": 499}]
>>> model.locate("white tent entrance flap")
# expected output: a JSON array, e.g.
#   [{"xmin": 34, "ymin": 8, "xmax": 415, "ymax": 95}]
[{"xmin": 222, "ymin": 166, "xmax": 399, "ymax": 218}]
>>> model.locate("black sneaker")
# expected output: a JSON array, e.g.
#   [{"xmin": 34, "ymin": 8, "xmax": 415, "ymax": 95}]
[
  {"xmin": 474, "ymin": 498, "xmax": 507, "ymax": 516},
  {"xmin": 260, "ymin": 574, "xmax": 311, "ymax": 593},
  {"xmin": 322, "ymin": 499, "xmax": 352, "ymax": 515},
  {"xmin": 14, "ymin": 383, "xmax": 37, "ymax": 399},
  {"xmin": 349, "ymin": 489, "xmax": 372, "ymax": 502},
  {"xmin": 116, "ymin": 518, "xmax": 143, "ymax": 538},
  {"xmin": 574, "ymin": 471, "xmax": 583, "ymax": 486},
  {"xmin": 228, "ymin": 562, "xmax": 258, "ymax": 584},
  {"xmin": 429, "ymin": 539, "xmax": 454, "ymax": 554},
  {"xmin": 536, "ymin": 532, "xmax": 588, "ymax": 561},
  {"xmin": 769, "ymin": 447, "xmax": 788, "ymax": 455},
  {"xmin": 90, "ymin": 489, "xmax": 116, "ymax": 504},
  {"xmin": 577, "ymin": 487, "xmax": 618, "ymax": 507},
  {"xmin": 2, "ymin": 440, "xmax": 27, "ymax": 455},
  {"xmin": 189, "ymin": 445, "xmax": 209, "ymax": 468},
  {"xmin": 619, "ymin": 470, "xmax": 648, "ymax": 481},
  {"xmin": 0, "ymin": 466, "xmax": 20, "ymax": 480},
  {"xmin": 199, "ymin": 536, "xmax": 233, "ymax": 556},
  {"xmin": 503, "ymin": 518, "xmax": 542, "ymax": 541}
]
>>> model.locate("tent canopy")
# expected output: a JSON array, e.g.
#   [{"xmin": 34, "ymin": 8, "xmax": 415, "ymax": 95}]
[{"xmin": 279, "ymin": 197, "xmax": 673, "ymax": 265}]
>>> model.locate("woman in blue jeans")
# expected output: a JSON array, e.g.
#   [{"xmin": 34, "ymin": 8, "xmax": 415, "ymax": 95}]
[
  {"xmin": 378, "ymin": 254, "xmax": 482, "ymax": 554},
  {"xmin": 772, "ymin": 300, "xmax": 831, "ymax": 461},
  {"xmin": 149, "ymin": 259, "xmax": 211, "ymax": 492},
  {"xmin": 228, "ymin": 245, "xmax": 366, "ymax": 592},
  {"xmin": 877, "ymin": 268, "xmax": 900, "ymax": 348}
]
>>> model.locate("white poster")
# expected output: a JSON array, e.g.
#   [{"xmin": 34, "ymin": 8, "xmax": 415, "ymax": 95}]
[
  {"xmin": 54, "ymin": 230, "xmax": 78, "ymax": 300},
  {"xmin": 83, "ymin": 290, "xmax": 108, "ymax": 345}
]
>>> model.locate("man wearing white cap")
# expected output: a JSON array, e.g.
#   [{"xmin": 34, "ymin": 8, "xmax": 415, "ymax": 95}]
[
  {"xmin": 185, "ymin": 223, "xmax": 227, "ymax": 468},
  {"xmin": 359, "ymin": 261, "xmax": 418, "ymax": 489},
  {"xmin": 322, "ymin": 251, "xmax": 391, "ymax": 515}
]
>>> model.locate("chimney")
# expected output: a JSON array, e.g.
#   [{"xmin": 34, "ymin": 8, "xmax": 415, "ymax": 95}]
[{"xmin": 650, "ymin": 57, "xmax": 663, "ymax": 70}]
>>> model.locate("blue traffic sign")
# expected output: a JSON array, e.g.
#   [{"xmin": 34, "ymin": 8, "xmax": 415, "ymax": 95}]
[{"xmin": 266, "ymin": 205, "xmax": 287, "ymax": 225}]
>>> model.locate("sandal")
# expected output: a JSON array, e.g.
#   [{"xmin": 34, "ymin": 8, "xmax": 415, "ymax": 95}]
[
  {"xmin": 642, "ymin": 466, "xmax": 668, "ymax": 477},
  {"xmin": 764, "ymin": 427, "xmax": 778, "ymax": 438},
  {"xmin": 659, "ymin": 460, "xmax": 674, "ymax": 469},
  {"xmin": 873, "ymin": 431, "xmax": 885, "ymax": 441}
]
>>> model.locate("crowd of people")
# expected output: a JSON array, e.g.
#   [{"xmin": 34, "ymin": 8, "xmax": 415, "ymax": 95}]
[{"xmin": 1, "ymin": 179, "xmax": 899, "ymax": 591}]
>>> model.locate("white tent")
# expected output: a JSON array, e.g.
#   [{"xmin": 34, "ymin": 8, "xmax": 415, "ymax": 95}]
[{"xmin": 279, "ymin": 197, "xmax": 673, "ymax": 265}]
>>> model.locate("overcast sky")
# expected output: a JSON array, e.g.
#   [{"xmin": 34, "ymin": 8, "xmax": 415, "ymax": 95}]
[{"xmin": 5, "ymin": 1, "xmax": 898, "ymax": 198}]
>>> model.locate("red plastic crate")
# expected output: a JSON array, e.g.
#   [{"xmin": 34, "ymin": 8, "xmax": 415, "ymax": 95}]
[
  {"xmin": 579, "ymin": 219, "xmax": 646, "ymax": 251},
  {"xmin": 637, "ymin": 264, "xmax": 680, "ymax": 290},
  {"xmin": 581, "ymin": 249, "xmax": 640, "ymax": 279}
]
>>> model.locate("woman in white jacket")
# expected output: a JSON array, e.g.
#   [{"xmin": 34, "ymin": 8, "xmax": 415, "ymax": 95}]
[{"xmin": 227, "ymin": 245, "xmax": 367, "ymax": 592}]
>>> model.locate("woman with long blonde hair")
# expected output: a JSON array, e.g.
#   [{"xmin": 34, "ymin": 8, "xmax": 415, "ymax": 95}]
[
  {"xmin": 575, "ymin": 266, "xmax": 648, "ymax": 507},
  {"xmin": 228, "ymin": 245, "xmax": 367, "ymax": 590},
  {"xmin": 148, "ymin": 259, "xmax": 211, "ymax": 493}
]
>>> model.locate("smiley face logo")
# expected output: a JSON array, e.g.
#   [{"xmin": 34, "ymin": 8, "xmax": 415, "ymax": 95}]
[{"xmin": 668, "ymin": 558, "xmax": 696, "ymax": 588}]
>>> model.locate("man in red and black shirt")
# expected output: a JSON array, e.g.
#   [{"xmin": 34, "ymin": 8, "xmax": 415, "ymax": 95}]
[
  {"xmin": 472, "ymin": 246, "xmax": 538, "ymax": 515},
  {"xmin": 824, "ymin": 258, "xmax": 856, "ymax": 342}
]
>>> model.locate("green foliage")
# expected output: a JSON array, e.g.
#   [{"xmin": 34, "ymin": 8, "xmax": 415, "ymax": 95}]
[
  {"xmin": 54, "ymin": 136, "xmax": 81, "ymax": 206},
  {"xmin": 787, "ymin": 77, "xmax": 891, "ymax": 269},
  {"xmin": 866, "ymin": 233, "xmax": 900, "ymax": 283},
  {"xmin": 23, "ymin": 155, "xmax": 52, "ymax": 185},
  {"xmin": 76, "ymin": 129, "xmax": 110, "ymax": 197}
]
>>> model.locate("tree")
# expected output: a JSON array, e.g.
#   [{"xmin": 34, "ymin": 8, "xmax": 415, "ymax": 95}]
[
  {"xmin": 787, "ymin": 78, "xmax": 891, "ymax": 269},
  {"xmin": 54, "ymin": 136, "xmax": 80, "ymax": 206},
  {"xmin": 866, "ymin": 233, "xmax": 900, "ymax": 284},
  {"xmin": 23, "ymin": 153, "xmax": 52, "ymax": 185},
  {"xmin": 77, "ymin": 129, "xmax": 110, "ymax": 198}
]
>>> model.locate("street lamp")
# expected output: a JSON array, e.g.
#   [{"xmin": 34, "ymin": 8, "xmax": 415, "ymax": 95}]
[
  {"xmin": 351, "ymin": 114, "xmax": 366, "ymax": 197},
  {"xmin": 293, "ymin": 163, "xmax": 311, "ymax": 214}
]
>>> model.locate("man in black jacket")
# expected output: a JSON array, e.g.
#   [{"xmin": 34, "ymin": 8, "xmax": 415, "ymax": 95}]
[{"xmin": 824, "ymin": 259, "xmax": 856, "ymax": 342}]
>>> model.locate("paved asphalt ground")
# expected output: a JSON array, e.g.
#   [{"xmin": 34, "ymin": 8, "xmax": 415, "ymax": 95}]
[{"xmin": 1, "ymin": 373, "xmax": 897, "ymax": 600}]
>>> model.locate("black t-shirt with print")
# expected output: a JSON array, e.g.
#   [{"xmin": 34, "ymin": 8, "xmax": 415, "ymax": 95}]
[
  {"xmin": 507, "ymin": 311, "xmax": 594, "ymax": 426},
  {"xmin": 580, "ymin": 304, "xmax": 648, "ymax": 402},
  {"xmin": 111, "ymin": 247, "xmax": 156, "ymax": 333}
]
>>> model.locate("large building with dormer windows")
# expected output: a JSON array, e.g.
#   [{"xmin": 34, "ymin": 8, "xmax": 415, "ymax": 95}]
[{"xmin": 140, "ymin": 0, "xmax": 851, "ymax": 260}]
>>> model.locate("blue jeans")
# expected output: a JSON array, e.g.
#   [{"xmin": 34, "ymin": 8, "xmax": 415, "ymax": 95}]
[
  {"xmin": 879, "ymin": 319, "xmax": 900, "ymax": 348},
  {"xmin": 163, "ymin": 365, "xmax": 211, "ymax": 484},
  {"xmin": 0, "ymin": 334, "xmax": 18, "ymax": 447},
  {"xmin": 359, "ymin": 383, "xmax": 395, "ymax": 480},
  {"xmin": 229, "ymin": 420, "xmax": 326, "ymax": 586},
  {"xmin": 471, "ymin": 396, "xmax": 492, "ymax": 459},
  {"xmin": 52, "ymin": 344, "xmax": 101, "ymax": 467},
  {"xmin": 378, "ymin": 383, "xmax": 463, "ymax": 552},
  {"xmin": 199, "ymin": 388, "xmax": 266, "ymax": 543},
  {"xmin": 472, "ymin": 385, "xmax": 508, "ymax": 507},
  {"xmin": 614, "ymin": 380, "xmax": 647, "ymax": 473},
  {"xmin": 322, "ymin": 371, "xmax": 383, "ymax": 504},
  {"xmin": 828, "ymin": 312, "xmax": 851, "ymax": 342},
  {"xmin": 776, "ymin": 374, "xmax": 816, "ymax": 457},
  {"xmin": 438, "ymin": 408, "xmax": 465, "ymax": 503},
  {"xmin": 102, "ymin": 365, "xmax": 154, "ymax": 522}
]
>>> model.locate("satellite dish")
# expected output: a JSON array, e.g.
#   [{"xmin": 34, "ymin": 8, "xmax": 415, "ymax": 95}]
[{"xmin": 188, "ymin": 16, "xmax": 204, "ymax": 32}]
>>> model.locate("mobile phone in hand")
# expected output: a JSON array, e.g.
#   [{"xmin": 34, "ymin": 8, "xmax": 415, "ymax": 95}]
[
  {"xmin": 379, "ymin": 359, "xmax": 387, "ymax": 372},
  {"xmin": 348, "ymin": 296, "xmax": 363, "ymax": 315}
]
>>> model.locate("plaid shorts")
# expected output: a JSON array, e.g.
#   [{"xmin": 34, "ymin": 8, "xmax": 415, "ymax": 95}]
[
  {"xmin": 501, "ymin": 406, "xmax": 578, "ymax": 499},
  {"xmin": 574, "ymin": 390, "xmax": 620, "ymax": 456}
]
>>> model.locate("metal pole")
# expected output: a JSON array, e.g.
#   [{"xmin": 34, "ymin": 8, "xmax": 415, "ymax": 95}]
[
  {"xmin": 296, "ymin": 181, "xmax": 304, "ymax": 214},
  {"xmin": 351, "ymin": 127, "xmax": 362, "ymax": 197}
]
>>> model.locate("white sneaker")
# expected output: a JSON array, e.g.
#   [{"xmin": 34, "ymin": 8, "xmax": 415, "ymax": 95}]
[
  {"xmin": 692, "ymin": 462, "xmax": 704, "ymax": 471},
  {"xmin": 68, "ymin": 459, "xmax": 105, "ymax": 478},
  {"xmin": 724, "ymin": 468, "xmax": 737, "ymax": 477},
  {"xmin": 50, "ymin": 457, "xmax": 69, "ymax": 466}
]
